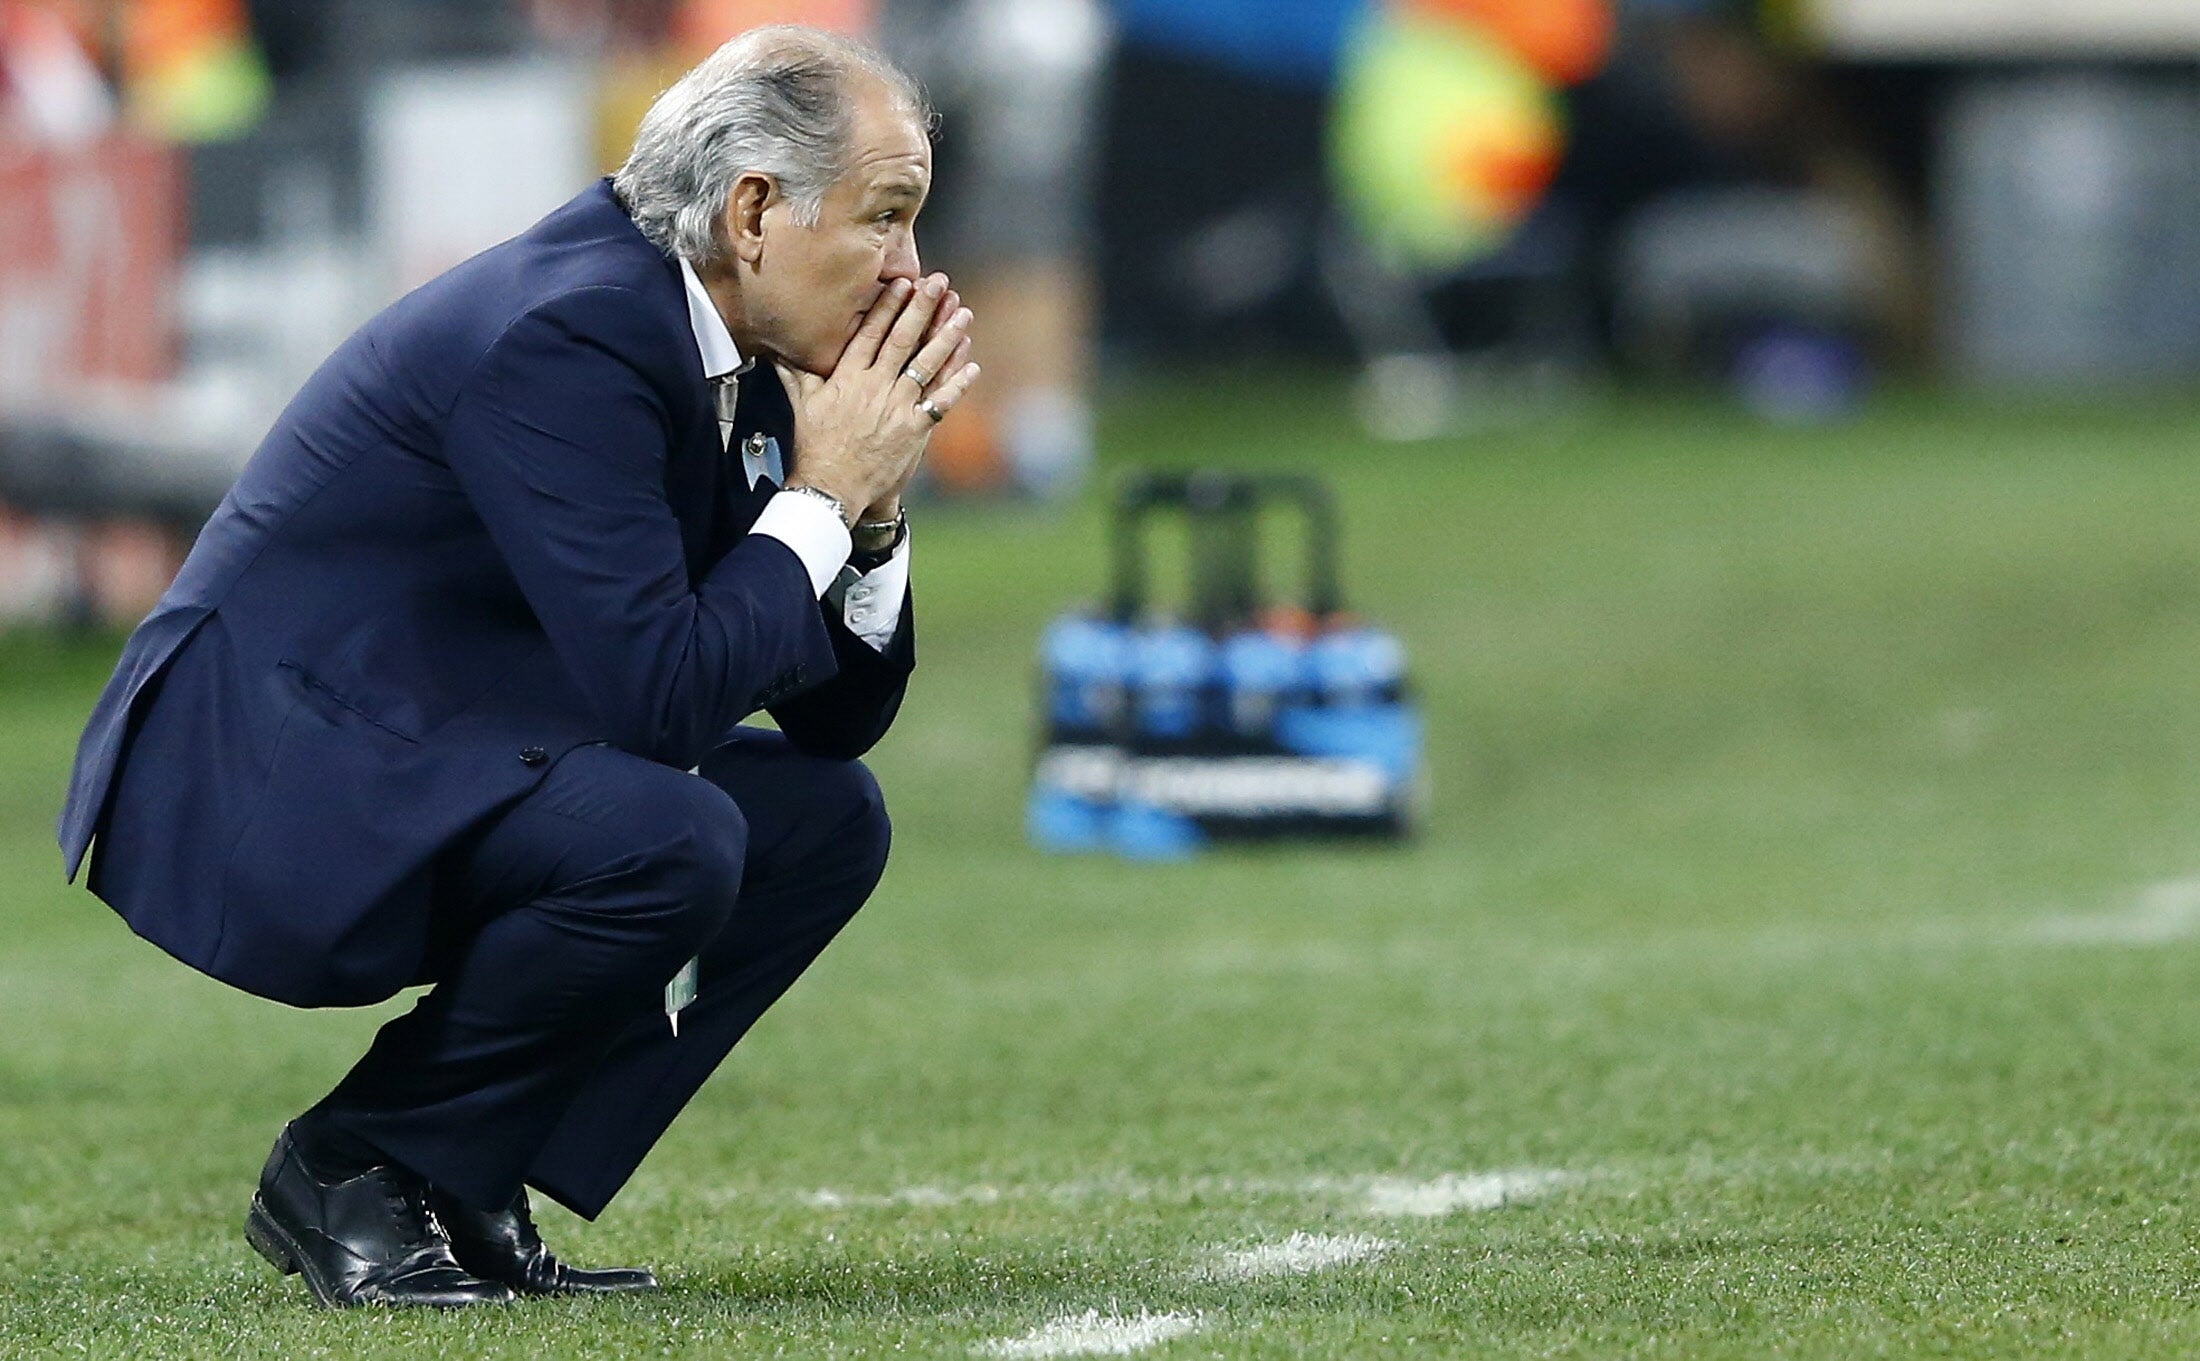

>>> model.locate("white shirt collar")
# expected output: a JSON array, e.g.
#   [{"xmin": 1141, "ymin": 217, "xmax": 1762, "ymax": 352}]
[{"xmin": 678, "ymin": 257, "xmax": 747, "ymax": 382}]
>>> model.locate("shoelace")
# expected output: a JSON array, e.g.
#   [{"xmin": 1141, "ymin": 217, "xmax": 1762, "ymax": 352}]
[{"xmin": 376, "ymin": 1173, "xmax": 449, "ymax": 1257}]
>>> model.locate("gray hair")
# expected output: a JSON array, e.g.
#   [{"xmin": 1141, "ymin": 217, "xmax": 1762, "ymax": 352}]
[{"xmin": 613, "ymin": 25, "xmax": 930, "ymax": 264}]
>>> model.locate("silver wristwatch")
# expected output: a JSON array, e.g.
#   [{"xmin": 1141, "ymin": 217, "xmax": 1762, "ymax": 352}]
[{"xmin": 777, "ymin": 483, "xmax": 849, "ymax": 527}]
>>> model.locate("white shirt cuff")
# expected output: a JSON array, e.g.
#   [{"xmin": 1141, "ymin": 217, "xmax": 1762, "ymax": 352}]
[
  {"xmin": 750, "ymin": 491, "xmax": 851, "ymax": 597},
  {"xmin": 827, "ymin": 532, "xmax": 910, "ymax": 652}
]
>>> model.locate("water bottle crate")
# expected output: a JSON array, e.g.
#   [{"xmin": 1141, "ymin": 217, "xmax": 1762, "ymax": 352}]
[{"xmin": 1030, "ymin": 471, "xmax": 1424, "ymax": 859}]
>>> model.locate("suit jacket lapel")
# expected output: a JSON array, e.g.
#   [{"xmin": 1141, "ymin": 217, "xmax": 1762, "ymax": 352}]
[
  {"xmin": 666, "ymin": 392, "xmax": 724, "ymax": 579},
  {"xmin": 663, "ymin": 362, "xmax": 796, "ymax": 579}
]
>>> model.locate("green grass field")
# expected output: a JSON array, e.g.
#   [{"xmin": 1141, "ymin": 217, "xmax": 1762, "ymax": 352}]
[{"xmin": 8, "ymin": 384, "xmax": 2200, "ymax": 1357}]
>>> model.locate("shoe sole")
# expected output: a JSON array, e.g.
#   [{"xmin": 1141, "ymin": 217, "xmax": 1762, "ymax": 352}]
[{"xmin": 245, "ymin": 1195, "xmax": 343, "ymax": 1309}]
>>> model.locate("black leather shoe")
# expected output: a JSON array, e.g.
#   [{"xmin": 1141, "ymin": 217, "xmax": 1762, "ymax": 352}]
[
  {"xmin": 432, "ymin": 1187, "xmax": 660, "ymax": 1296},
  {"xmin": 244, "ymin": 1126, "xmax": 515, "ymax": 1309}
]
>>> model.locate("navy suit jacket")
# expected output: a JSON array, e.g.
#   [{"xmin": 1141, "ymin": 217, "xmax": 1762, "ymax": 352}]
[{"xmin": 57, "ymin": 181, "xmax": 914, "ymax": 1008}]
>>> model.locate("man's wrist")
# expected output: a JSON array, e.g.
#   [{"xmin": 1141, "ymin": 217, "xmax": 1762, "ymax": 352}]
[
  {"xmin": 851, "ymin": 505, "xmax": 906, "ymax": 556},
  {"xmin": 780, "ymin": 481, "xmax": 854, "ymax": 528}
]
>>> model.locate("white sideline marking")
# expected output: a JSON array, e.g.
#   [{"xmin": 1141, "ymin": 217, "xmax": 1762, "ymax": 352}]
[
  {"xmin": 978, "ymin": 1311, "xmax": 1201, "ymax": 1358},
  {"xmin": 1356, "ymin": 1169, "xmax": 1569, "ymax": 1218},
  {"xmin": 641, "ymin": 1153, "xmax": 1902, "ymax": 1222},
  {"xmin": 778, "ymin": 1169, "xmax": 1574, "ymax": 1217},
  {"xmin": 2030, "ymin": 876, "xmax": 2200, "ymax": 945},
  {"xmin": 1203, "ymin": 1231, "xmax": 1393, "ymax": 1279},
  {"xmin": 804, "ymin": 1183, "xmax": 1005, "ymax": 1209}
]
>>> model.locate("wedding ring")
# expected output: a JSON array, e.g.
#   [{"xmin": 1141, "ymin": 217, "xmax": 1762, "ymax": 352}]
[
  {"xmin": 916, "ymin": 397, "xmax": 944, "ymax": 424},
  {"xmin": 901, "ymin": 363, "xmax": 934, "ymax": 388}
]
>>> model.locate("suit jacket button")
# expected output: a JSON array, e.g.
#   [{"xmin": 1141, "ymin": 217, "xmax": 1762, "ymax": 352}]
[{"xmin": 520, "ymin": 746, "xmax": 548, "ymax": 767}]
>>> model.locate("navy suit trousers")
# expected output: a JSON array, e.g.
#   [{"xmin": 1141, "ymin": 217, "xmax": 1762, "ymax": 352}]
[{"xmin": 312, "ymin": 728, "xmax": 890, "ymax": 1218}]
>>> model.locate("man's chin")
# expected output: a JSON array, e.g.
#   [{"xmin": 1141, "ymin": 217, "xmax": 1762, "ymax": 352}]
[
  {"xmin": 760, "ymin": 345, "xmax": 834, "ymax": 379},
  {"xmin": 759, "ymin": 318, "xmax": 867, "ymax": 378}
]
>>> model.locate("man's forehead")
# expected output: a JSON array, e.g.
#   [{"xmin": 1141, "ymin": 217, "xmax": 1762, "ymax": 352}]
[
  {"xmin": 866, "ymin": 162, "xmax": 928, "ymax": 200},
  {"xmin": 846, "ymin": 84, "xmax": 931, "ymax": 193},
  {"xmin": 852, "ymin": 137, "xmax": 929, "ymax": 192}
]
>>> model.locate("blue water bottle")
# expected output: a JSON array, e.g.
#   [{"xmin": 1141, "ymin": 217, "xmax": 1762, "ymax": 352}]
[
  {"xmin": 1307, "ymin": 625, "xmax": 1406, "ymax": 709},
  {"xmin": 1218, "ymin": 628, "xmax": 1308, "ymax": 740},
  {"xmin": 1040, "ymin": 615, "xmax": 1132, "ymax": 739},
  {"xmin": 1130, "ymin": 623, "xmax": 1216, "ymax": 741},
  {"xmin": 1284, "ymin": 624, "xmax": 1418, "ymax": 787}
]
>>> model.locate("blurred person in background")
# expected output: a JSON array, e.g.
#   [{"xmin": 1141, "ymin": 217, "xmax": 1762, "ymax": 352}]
[
  {"xmin": 0, "ymin": 2, "xmax": 207, "ymax": 625},
  {"xmin": 58, "ymin": 24, "xmax": 978, "ymax": 1309},
  {"xmin": 1562, "ymin": 0, "xmax": 1923, "ymax": 370},
  {"xmin": 0, "ymin": 1, "xmax": 114, "ymax": 618},
  {"xmin": 875, "ymin": 0, "xmax": 1107, "ymax": 499}
]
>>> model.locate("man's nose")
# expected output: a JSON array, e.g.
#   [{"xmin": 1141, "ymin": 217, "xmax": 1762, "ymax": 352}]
[{"xmin": 883, "ymin": 229, "xmax": 920, "ymax": 282}]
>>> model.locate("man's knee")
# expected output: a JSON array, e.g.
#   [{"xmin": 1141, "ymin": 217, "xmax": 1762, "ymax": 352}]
[
  {"xmin": 538, "ymin": 746, "xmax": 748, "ymax": 947},
  {"xmin": 829, "ymin": 759, "xmax": 891, "ymax": 884},
  {"xmin": 645, "ymin": 777, "xmax": 748, "ymax": 948},
  {"xmin": 695, "ymin": 731, "xmax": 891, "ymax": 884}
]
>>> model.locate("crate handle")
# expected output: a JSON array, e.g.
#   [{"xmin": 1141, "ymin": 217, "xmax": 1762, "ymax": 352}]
[{"xmin": 1107, "ymin": 470, "xmax": 1342, "ymax": 627}]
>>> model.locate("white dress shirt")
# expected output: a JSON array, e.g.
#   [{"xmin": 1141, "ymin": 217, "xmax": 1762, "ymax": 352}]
[{"xmin": 679, "ymin": 258, "xmax": 909, "ymax": 653}]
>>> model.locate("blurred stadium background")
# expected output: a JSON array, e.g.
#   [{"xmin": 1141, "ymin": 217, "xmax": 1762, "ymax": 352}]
[
  {"xmin": 7, "ymin": 1, "xmax": 2200, "ymax": 1355},
  {"xmin": 5, "ymin": 0, "xmax": 2199, "ymax": 606}
]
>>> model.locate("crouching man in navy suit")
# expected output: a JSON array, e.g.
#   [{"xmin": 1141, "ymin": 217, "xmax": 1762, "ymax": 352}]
[{"xmin": 57, "ymin": 26, "xmax": 979, "ymax": 1308}]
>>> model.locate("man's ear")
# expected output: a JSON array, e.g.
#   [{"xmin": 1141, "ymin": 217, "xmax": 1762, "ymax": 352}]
[{"xmin": 723, "ymin": 172, "xmax": 777, "ymax": 266}]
